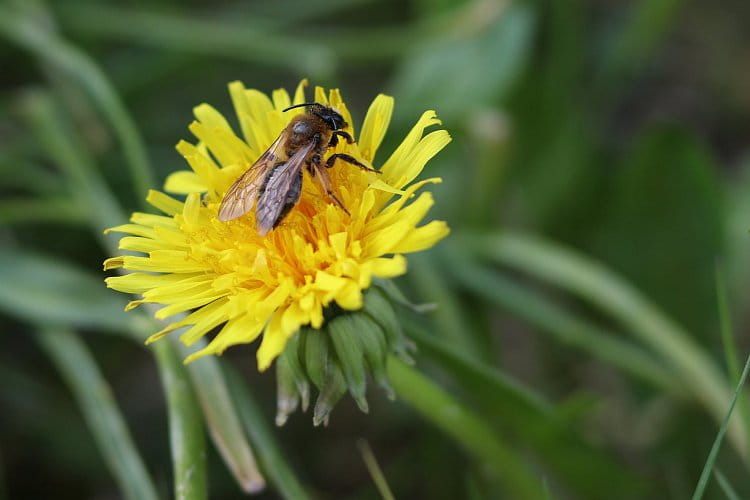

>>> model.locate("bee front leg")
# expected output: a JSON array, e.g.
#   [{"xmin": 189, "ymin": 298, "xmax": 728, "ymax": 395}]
[
  {"xmin": 326, "ymin": 153, "xmax": 379, "ymax": 173},
  {"xmin": 327, "ymin": 131, "xmax": 354, "ymax": 149}
]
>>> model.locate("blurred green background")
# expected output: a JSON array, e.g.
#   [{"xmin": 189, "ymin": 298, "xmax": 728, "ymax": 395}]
[{"xmin": 2, "ymin": 0, "xmax": 750, "ymax": 498}]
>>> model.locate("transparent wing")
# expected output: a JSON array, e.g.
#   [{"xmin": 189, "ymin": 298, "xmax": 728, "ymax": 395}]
[
  {"xmin": 255, "ymin": 140, "xmax": 317, "ymax": 235},
  {"xmin": 217, "ymin": 130, "xmax": 289, "ymax": 222}
]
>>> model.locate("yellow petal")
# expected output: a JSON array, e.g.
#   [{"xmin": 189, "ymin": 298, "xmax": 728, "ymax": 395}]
[
  {"xmin": 393, "ymin": 220, "xmax": 450, "ymax": 253},
  {"xmin": 256, "ymin": 306, "xmax": 302, "ymax": 371},
  {"xmin": 272, "ymin": 87, "xmax": 291, "ymax": 112},
  {"xmin": 335, "ymin": 279, "xmax": 363, "ymax": 310},
  {"xmin": 121, "ymin": 251, "xmax": 206, "ymax": 274},
  {"xmin": 176, "ymin": 140, "xmax": 221, "ymax": 190},
  {"xmin": 358, "ymin": 94, "xmax": 394, "ymax": 163},
  {"xmin": 392, "ymin": 130, "xmax": 452, "ymax": 190},
  {"xmin": 371, "ymin": 254, "xmax": 407, "ymax": 278},
  {"xmin": 104, "ymin": 224, "xmax": 156, "ymax": 238},
  {"xmin": 131, "ymin": 212, "xmax": 176, "ymax": 228},
  {"xmin": 381, "ymin": 110, "xmax": 441, "ymax": 184},
  {"xmin": 184, "ymin": 314, "xmax": 265, "ymax": 363},
  {"xmin": 103, "ymin": 256, "xmax": 124, "ymax": 270},
  {"xmin": 164, "ymin": 171, "xmax": 207, "ymax": 194},
  {"xmin": 292, "ymin": 79, "xmax": 309, "ymax": 105},
  {"xmin": 105, "ymin": 272, "xmax": 207, "ymax": 294},
  {"xmin": 154, "ymin": 290, "xmax": 227, "ymax": 320},
  {"xmin": 119, "ymin": 236, "xmax": 177, "ymax": 253},
  {"xmin": 365, "ymin": 192, "xmax": 435, "ymax": 256},
  {"xmin": 179, "ymin": 298, "xmax": 231, "ymax": 346},
  {"xmin": 146, "ymin": 190, "xmax": 183, "ymax": 215},
  {"xmin": 367, "ymin": 179, "xmax": 406, "ymax": 196},
  {"xmin": 188, "ymin": 120, "xmax": 255, "ymax": 170}
]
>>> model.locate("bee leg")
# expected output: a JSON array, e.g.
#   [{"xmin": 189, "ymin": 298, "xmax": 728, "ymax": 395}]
[
  {"xmin": 326, "ymin": 153, "xmax": 380, "ymax": 173},
  {"xmin": 328, "ymin": 131, "xmax": 354, "ymax": 149},
  {"xmin": 328, "ymin": 191, "xmax": 351, "ymax": 216},
  {"xmin": 308, "ymin": 154, "xmax": 321, "ymax": 177}
]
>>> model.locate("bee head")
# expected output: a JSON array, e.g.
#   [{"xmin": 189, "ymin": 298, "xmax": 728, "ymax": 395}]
[{"xmin": 283, "ymin": 102, "xmax": 347, "ymax": 131}]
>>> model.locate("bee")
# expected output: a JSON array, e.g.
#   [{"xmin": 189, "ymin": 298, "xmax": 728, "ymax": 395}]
[{"xmin": 217, "ymin": 102, "xmax": 377, "ymax": 235}]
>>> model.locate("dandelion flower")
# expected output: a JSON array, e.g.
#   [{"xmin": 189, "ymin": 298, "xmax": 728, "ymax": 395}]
[{"xmin": 104, "ymin": 80, "xmax": 450, "ymax": 376}]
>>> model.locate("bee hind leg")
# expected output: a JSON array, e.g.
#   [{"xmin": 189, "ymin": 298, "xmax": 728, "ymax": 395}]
[{"xmin": 326, "ymin": 153, "xmax": 379, "ymax": 173}]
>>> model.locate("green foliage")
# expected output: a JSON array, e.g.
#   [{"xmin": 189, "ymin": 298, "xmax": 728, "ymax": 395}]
[{"xmin": 1, "ymin": 0, "xmax": 749, "ymax": 498}]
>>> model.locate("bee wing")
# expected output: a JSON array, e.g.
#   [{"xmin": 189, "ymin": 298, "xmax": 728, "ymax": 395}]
[
  {"xmin": 217, "ymin": 130, "xmax": 289, "ymax": 222},
  {"xmin": 255, "ymin": 140, "xmax": 317, "ymax": 235},
  {"xmin": 309, "ymin": 161, "xmax": 350, "ymax": 215}
]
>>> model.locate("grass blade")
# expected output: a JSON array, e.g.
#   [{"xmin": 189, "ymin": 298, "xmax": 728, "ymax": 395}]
[
  {"xmin": 0, "ymin": 250, "xmax": 131, "ymax": 334},
  {"xmin": 462, "ymin": 232, "xmax": 744, "ymax": 457},
  {"xmin": 19, "ymin": 90, "xmax": 126, "ymax": 234},
  {"xmin": 444, "ymin": 254, "xmax": 679, "ymax": 394},
  {"xmin": 0, "ymin": 3, "xmax": 155, "ymax": 200},
  {"xmin": 408, "ymin": 254, "xmax": 487, "ymax": 360},
  {"xmin": 405, "ymin": 318, "xmax": 644, "ymax": 497},
  {"xmin": 35, "ymin": 328, "xmax": 158, "ymax": 500},
  {"xmin": 387, "ymin": 356, "xmax": 544, "ymax": 500},
  {"xmin": 357, "ymin": 439, "xmax": 395, "ymax": 500},
  {"xmin": 0, "ymin": 197, "xmax": 87, "ymax": 225},
  {"xmin": 224, "ymin": 367, "xmax": 311, "ymax": 500},
  {"xmin": 152, "ymin": 342, "xmax": 207, "ymax": 500},
  {"xmin": 716, "ymin": 265, "xmax": 750, "ymax": 456},
  {"xmin": 713, "ymin": 469, "xmax": 741, "ymax": 500},
  {"xmin": 691, "ymin": 351, "xmax": 750, "ymax": 500},
  {"xmin": 54, "ymin": 2, "xmax": 335, "ymax": 78}
]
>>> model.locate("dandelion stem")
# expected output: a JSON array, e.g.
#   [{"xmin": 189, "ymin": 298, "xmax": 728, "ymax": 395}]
[{"xmin": 153, "ymin": 342, "xmax": 207, "ymax": 500}]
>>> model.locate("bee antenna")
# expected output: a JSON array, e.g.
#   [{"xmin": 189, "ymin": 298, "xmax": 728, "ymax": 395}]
[{"xmin": 282, "ymin": 102, "xmax": 319, "ymax": 112}]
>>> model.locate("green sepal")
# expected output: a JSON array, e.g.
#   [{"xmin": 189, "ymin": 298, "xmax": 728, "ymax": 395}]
[
  {"xmin": 281, "ymin": 331, "xmax": 310, "ymax": 412},
  {"xmin": 302, "ymin": 327, "xmax": 329, "ymax": 390},
  {"xmin": 355, "ymin": 314, "xmax": 394, "ymax": 399},
  {"xmin": 312, "ymin": 361, "xmax": 347, "ymax": 427},
  {"xmin": 328, "ymin": 315, "xmax": 370, "ymax": 413},
  {"xmin": 363, "ymin": 287, "xmax": 414, "ymax": 363},
  {"xmin": 275, "ymin": 352, "xmax": 299, "ymax": 427}
]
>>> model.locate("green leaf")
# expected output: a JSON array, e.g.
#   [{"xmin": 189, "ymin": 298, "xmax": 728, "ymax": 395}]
[
  {"xmin": 589, "ymin": 126, "xmax": 724, "ymax": 339},
  {"xmin": 405, "ymin": 320, "xmax": 644, "ymax": 498},
  {"xmin": 0, "ymin": 4, "xmax": 156, "ymax": 201},
  {"xmin": 387, "ymin": 357, "xmax": 545, "ymax": 499},
  {"xmin": 0, "ymin": 249, "xmax": 133, "ymax": 334},
  {"xmin": 391, "ymin": 2, "xmax": 535, "ymax": 123},
  {"xmin": 443, "ymin": 246, "xmax": 680, "ymax": 394},
  {"xmin": 461, "ymin": 231, "xmax": 745, "ymax": 459},
  {"xmin": 53, "ymin": 2, "xmax": 335, "ymax": 79},
  {"xmin": 0, "ymin": 197, "xmax": 87, "ymax": 225},
  {"xmin": 36, "ymin": 328, "xmax": 159, "ymax": 500}
]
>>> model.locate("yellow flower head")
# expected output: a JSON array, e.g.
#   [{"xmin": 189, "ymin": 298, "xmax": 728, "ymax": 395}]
[{"xmin": 104, "ymin": 80, "xmax": 450, "ymax": 371}]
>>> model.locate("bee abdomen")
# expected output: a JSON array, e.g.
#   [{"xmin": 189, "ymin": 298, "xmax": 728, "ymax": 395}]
[{"xmin": 274, "ymin": 170, "xmax": 303, "ymax": 228}]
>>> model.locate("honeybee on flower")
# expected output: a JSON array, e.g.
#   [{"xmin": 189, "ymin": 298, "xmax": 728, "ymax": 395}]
[{"xmin": 104, "ymin": 80, "xmax": 450, "ymax": 378}]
